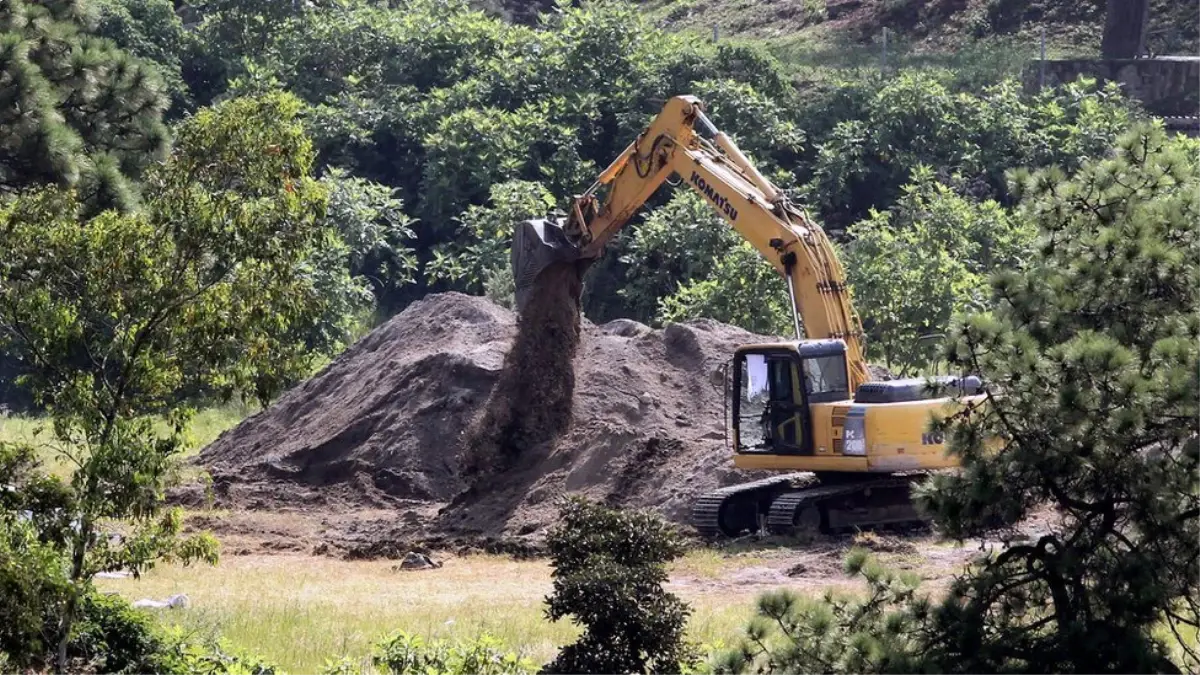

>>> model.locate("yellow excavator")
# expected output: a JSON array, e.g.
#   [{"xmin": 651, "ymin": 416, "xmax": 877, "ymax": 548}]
[{"xmin": 511, "ymin": 95, "xmax": 985, "ymax": 537}]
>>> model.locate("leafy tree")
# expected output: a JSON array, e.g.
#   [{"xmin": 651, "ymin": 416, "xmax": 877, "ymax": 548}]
[
  {"xmin": 319, "ymin": 167, "xmax": 419, "ymax": 314},
  {"xmin": 196, "ymin": 0, "xmax": 796, "ymax": 316},
  {"xmin": 543, "ymin": 497, "xmax": 698, "ymax": 674},
  {"xmin": 914, "ymin": 122, "xmax": 1199, "ymax": 673},
  {"xmin": 418, "ymin": 103, "xmax": 582, "ymax": 230},
  {"xmin": 656, "ymin": 242, "xmax": 793, "ymax": 338},
  {"xmin": 618, "ymin": 191, "xmax": 742, "ymax": 322},
  {"xmin": 0, "ymin": 91, "xmax": 346, "ymax": 670},
  {"xmin": 0, "ymin": 0, "xmax": 170, "ymax": 212},
  {"xmin": 805, "ymin": 73, "xmax": 1135, "ymax": 229},
  {"xmin": 182, "ymin": 0, "xmax": 346, "ymax": 107},
  {"xmin": 614, "ymin": 187, "xmax": 792, "ymax": 336},
  {"xmin": 688, "ymin": 78, "xmax": 804, "ymax": 187},
  {"xmin": 427, "ymin": 179, "xmax": 556, "ymax": 297},
  {"xmin": 843, "ymin": 167, "xmax": 1034, "ymax": 373}
]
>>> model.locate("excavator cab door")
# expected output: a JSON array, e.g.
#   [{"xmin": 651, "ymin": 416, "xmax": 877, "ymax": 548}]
[{"xmin": 731, "ymin": 350, "xmax": 812, "ymax": 455}]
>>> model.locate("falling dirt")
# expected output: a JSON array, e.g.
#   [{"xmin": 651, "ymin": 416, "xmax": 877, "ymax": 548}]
[{"xmin": 457, "ymin": 261, "xmax": 586, "ymax": 487}]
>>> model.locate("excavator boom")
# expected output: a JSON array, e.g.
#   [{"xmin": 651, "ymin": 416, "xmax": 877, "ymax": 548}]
[{"xmin": 512, "ymin": 95, "xmax": 870, "ymax": 391}]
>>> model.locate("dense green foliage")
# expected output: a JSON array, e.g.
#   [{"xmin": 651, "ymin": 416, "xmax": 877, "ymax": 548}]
[
  {"xmin": 13, "ymin": 0, "xmax": 1142, "ymax": 367},
  {"xmin": 617, "ymin": 73, "xmax": 1130, "ymax": 351},
  {"xmin": 0, "ymin": 0, "xmax": 169, "ymax": 212},
  {"xmin": 803, "ymin": 74, "xmax": 1133, "ymax": 230},
  {"xmin": 0, "ymin": 91, "xmax": 349, "ymax": 670},
  {"xmin": 543, "ymin": 497, "xmax": 697, "ymax": 674},
  {"xmin": 843, "ymin": 168, "xmax": 1034, "ymax": 373},
  {"xmin": 618, "ymin": 190, "xmax": 793, "ymax": 336}
]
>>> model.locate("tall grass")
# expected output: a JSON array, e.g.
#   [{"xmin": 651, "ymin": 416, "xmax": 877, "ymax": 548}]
[{"xmin": 97, "ymin": 553, "xmax": 761, "ymax": 673}]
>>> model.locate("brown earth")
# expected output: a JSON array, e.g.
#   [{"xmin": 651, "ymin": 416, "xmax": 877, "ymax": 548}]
[{"xmin": 195, "ymin": 289, "xmax": 775, "ymax": 543}]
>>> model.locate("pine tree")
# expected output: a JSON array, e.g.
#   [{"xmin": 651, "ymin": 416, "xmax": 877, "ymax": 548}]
[
  {"xmin": 918, "ymin": 121, "xmax": 1199, "ymax": 673},
  {"xmin": 717, "ymin": 122, "xmax": 1198, "ymax": 675},
  {"xmin": 0, "ymin": 0, "xmax": 168, "ymax": 211}
]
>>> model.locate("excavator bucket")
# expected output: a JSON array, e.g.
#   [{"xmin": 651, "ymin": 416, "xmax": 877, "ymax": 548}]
[{"xmin": 511, "ymin": 218, "xmax": 582, "ymax": 312}]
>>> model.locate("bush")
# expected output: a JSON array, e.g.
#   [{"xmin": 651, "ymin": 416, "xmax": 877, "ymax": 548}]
[
  {"xmin": 320, "ymin": 631, "xmax": 535, "ymax": 675},
  {"xmin": 0, "ymin": 578, "xmax": 278, "ymax": 672},
  {"xmin": 70, "ymin": 592, "xmax": 197, "ymax": 674},
  {"xmin": 542, "ymin": 496, "xmax": 698, "ymax": 674},
  {"xmin": 714, "ymin": 549, "xmax": 932, "ymax": 674},
  {"xmin": 0, "ymin": 511, "xmax": 72, "ymax": 670}
]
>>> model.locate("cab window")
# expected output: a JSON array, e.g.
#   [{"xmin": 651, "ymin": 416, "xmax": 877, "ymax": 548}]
[
  {"xmin": 802, "ymin": 355, "xmax": 849, "ymax": 402},
  {"xmin": 736, "ymin": 353, "xmax": 805, "ymax": 452}
]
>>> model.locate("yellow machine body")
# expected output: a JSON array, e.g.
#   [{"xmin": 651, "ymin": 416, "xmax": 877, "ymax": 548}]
[{"xmin": 726, "ymin": 342, "xmax": 983, "ymax": 475}]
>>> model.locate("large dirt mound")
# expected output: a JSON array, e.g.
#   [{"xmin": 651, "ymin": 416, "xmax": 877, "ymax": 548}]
[{"xmin": 199, "ymin": 292, "xmax": 771, "ymax": 536}]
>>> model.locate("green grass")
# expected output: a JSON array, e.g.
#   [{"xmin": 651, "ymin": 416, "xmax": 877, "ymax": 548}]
[
  {"xmin": 97, "ymin": 552, "xmax": 765, "ymax": 673},
  {"xmin": 0, "ymin": 401, "xmax": 256, "ymax": 478}
]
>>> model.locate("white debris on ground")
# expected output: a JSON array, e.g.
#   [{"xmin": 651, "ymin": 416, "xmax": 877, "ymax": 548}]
[{"xmin": 132, "ymin": 593, "xmax": 190, "ymax": 609}]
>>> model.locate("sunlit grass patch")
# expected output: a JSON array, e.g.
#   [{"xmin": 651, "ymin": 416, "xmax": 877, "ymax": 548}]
[
  {"xmin": 98, "ymin": 552, "xmax": 779, "ymax": 672},
  {"xmin": 0, "ymin": 401, "xmax": 254, "ymax": 480}
]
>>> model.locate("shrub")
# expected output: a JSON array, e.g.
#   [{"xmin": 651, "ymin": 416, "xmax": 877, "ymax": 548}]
[
  {"xmin": 0, "ymin": 510, "xmax": 72, "ymax": 670},
  {"xmin": 369, "ymin": 631, "xmax": 533, "ymax": 675},
  {"xmin": 712, "ymin": 549, "xmax": 930, "ymax": 674},
  {"xmin": 542, "ymin": 496, "xmax": 698, "ymax": 674}
]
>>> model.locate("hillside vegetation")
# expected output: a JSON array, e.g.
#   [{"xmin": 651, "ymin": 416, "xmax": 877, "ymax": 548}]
[{"xmin": 642, "ymin": 0, "xmax": 1197, "ymax": 56}]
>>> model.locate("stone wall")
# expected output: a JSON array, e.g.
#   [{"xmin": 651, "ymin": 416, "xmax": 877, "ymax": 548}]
[{"xmin": 1024, "ymin": 56, "xmax": 1199, "ymax": 119}]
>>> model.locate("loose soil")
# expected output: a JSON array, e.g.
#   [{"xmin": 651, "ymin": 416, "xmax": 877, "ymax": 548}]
[{"xmin": 194, "ymin": 289, "xmax": 773, "ymax": 546}]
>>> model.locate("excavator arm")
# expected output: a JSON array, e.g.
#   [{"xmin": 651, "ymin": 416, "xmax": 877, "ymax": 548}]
[{"xmin": 511, "ymin": 95, "xmax": 870, "ymax": 391}]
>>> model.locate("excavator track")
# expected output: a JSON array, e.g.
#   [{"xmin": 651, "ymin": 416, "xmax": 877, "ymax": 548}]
[
  {"xmin": 765, "ymin": 474, "xmax": 927, "ymax": 535},
  {"xmin": 693, "ymin": 473, "xmax": 931, "ymax": 538},
  {"xmin": 690, "ymin": 473, "xmax": 811, "ymax": 538}
]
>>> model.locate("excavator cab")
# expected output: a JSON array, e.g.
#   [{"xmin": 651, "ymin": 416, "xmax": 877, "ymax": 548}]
[{"xmin": 728, "ymin": 340, "xmax": 850, "ymax": 457}]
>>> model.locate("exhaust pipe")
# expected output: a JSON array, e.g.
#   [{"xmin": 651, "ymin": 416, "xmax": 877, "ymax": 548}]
[{"xmin": 510, "ymin": 218, "xmax": 583, "ymax": 312}]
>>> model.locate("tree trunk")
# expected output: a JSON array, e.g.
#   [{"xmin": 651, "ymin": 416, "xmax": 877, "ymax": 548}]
[
  {"xmin": 1101, "ymin": 0, "xmax": 1149, "ymax": 59},
  {"xmin": 55, "ymin": 530, "xmax": 90, "ymax": 672}
]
